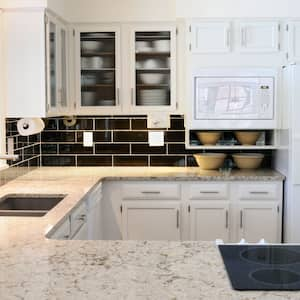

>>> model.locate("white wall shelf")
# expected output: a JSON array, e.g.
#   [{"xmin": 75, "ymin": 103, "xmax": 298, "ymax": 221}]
[{"xmin": 186, "ymin": 145, "xmax": 277, "ymax": 150}]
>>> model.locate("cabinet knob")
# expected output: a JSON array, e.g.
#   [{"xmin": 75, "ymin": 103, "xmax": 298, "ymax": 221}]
[
  {"xmin": 240, "ymin": 211, "xmax": 243, "ymax": 228},
  {"xmin": 176, "ymin": 209, "xmax": 180, "ymax": 229}
]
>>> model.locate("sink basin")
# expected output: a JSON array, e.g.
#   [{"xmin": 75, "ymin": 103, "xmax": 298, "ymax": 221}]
[{"xmin": 0, "ymin": 194, "xmax": 66, "ymax": 217}]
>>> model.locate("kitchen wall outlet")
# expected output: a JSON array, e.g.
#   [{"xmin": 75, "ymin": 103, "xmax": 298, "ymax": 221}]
[
  {"xmin": 148, "ymin": 131, "xmax": 164, "ymax": 147},
  {"xmin": 83, "ymin": 132, "xmax": 93, "ymax": 147},
  {"xmin": 147, "ymin": 113, "xmax": 170, "ymax": 129}
]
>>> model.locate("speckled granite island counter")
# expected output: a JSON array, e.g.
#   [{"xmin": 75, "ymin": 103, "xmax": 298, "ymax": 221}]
[{"xmin": 0, "ymin": 167, "xmax": 296, "ymax": 300}]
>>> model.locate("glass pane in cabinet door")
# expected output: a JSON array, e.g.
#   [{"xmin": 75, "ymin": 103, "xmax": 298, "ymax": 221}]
[
  {"xmin": 135, "ymin": 31, "xmax": 171, "ymax": 106},
  {"xmin": 60, "ymin": 28, "xmax": 67, "ymax": 108},
  {"xmin": 49, "ymin": 22, "xmax": 57, "ymax": 107},
  {"xmin": 80, "ymin": 32, "xmax": 116, "ymax": 107}
]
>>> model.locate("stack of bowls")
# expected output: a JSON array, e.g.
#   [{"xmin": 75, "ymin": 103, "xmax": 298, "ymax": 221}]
[
  {"xmin": 193, "ymin": 153, "xmax": 226, "ymax": 170},
  {"xmin": 232, "ymin": 153, "xmax": 264, "ymax": 169}
]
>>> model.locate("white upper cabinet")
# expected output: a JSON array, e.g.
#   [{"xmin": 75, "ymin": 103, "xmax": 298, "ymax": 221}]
[
  {"xmin": 239, "ymin": 21, "xmax": 280, "ymax": 53},
  {"xmin": 128, "ymin": 24, "xmax": 177, "ymax": 112},
  {"xmin": 287, "ymin": 22, "xmax": 300, "ymax": 62},
  {"xmin": 74, "ymin": 25, "xmax": 121, "ymax": 114},
  {"xmin": 46, "ymin": 15, "xmax": 69, "ymax": 116},
  {"xmin": 73, "ymin": 23, "xmax": 176, "ymax": 114},
  {"xmin": 4, "ymin": 9, "xmax": 69, "ymax": 118},
  {"xmin": 189, "ymin": 201, "xmax": 230, "ymax": 242},
  {"xmin": 190, "ymin": 22, "xmax": 231, "ymax": 53}
]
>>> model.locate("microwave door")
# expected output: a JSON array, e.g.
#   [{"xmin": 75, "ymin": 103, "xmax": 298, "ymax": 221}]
[{"xmin": 195, "ymin": 77, "xmax": 274, "ymax": 120}]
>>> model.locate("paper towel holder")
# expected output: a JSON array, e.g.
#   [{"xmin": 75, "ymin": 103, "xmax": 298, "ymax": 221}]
[{"xmin": 22, "ymin": 123, "xmax": 30, "ymax": 130}]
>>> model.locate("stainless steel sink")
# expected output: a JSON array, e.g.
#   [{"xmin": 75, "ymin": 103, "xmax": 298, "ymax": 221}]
[{"xmin": 0, "ymin": 194, "xmax": 66, "ymax": 217}]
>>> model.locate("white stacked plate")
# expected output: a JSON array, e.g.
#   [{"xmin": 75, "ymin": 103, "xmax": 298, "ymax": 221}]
[
  {"xmin": 81, "ymin": 57, "xmax": 104, "ymax": 69},
  {"xmin": 82, "ymin": 91, "xmax": 96, "ymax": 106},
  {"xmin": 96, "ymin": 99, "xmax": 115, "ymax": 106},
  {"xmin": 81, "ymin": 74, "xmax": 97, "ymax": 87},
  {"xmin": 81, "ymin": 41, "xmax": 104, "ymax": 52},
  {"xmin": 136, "ymin": 41, "xmax": 153, "ymax": 53},
  {"xmin": 138, "ymin": 89, "xmax": 168, "ymax": 106}
]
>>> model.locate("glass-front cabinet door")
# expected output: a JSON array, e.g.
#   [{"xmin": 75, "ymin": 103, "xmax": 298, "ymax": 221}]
[
  {"xmin": 59, "ymin": 26, "xmax": 68, "ymax": 111},
  {"xmin": 46, "ymin": 19, "xmax": 57, "ymax": 113},
  {"xmin": 46, "ymin": 15, "xmax": 69, "ymax": 116},
  {"xmin": 130, "ymin": 25, "xmax": 176, "ymax": 111},
  {"xmin": 76, "ymin": 26, "xmax": 120, "ymax": 113}
]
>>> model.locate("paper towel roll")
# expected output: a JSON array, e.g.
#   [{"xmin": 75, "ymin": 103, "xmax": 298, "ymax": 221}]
[{"xmin": 17, "ymin": 118, "xmax": 45, "ymax": 136}]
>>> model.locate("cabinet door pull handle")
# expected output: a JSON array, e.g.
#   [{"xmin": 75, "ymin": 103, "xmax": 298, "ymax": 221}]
[
  {"xmin": 241, "ymin": 28, "xmax": 246, "ymax": 46},
  {"xmin": 131, "ymin": 88, "xmax": 134, "ymax": 105},
  {"xmin": 141, "ymin": 191, "xmax": 161, "ymax": 194},
  {"xmin": 176, "ymin": 210, "xmax": 180, "ymax": 228},
  {"xmin": 200, "ymin": 191, "xmax": 219, "ymax": 194},
  {"xmin": 116, "ymin": 88, "xmax": 120, "ymax": 106},
  {"xmin": 225, "ymin": 210, "xmax": 229, "ymax": 228},
  {"xmin": 226, "ymin": 28, "xmax": 231, "ymax": 48},
  {"xmin": 250, "ymin": 191, "xmax": 269, "ymax": 195},
  {"xmin": 77, "ymin": 214, "xmax": 86, "ymax": 221},
  {"xmin": 240, "ymin": 211, "xmax": 243, "ymax": 228}
]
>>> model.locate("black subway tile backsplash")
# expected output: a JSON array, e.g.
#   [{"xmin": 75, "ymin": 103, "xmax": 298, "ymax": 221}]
[
  {"xmin": 77, "ymin": 156, "xmax": 112, "ymax": 166},
  {"xmin": 165, "ymin": 131, "xmax": 185, "ymax": 143},
  {"xmin": 95, "ymin": 144, "xmax": 130, "ymax": 154},
  {"xmin": 77, "ymin": 131, "xmax": 112, "ymax": 143},
  {"xmin": 42, "ymin": 155, "xmax": 76, "ymax": 166},
  {"xmin": 2, "ymin": 118, "xmax": 41, "ymax": 186},
  {"xmin": 42, "ymin": 144, "xmax": 58, "ymax": 154},
  {"xmin": 42, "ymin": 132, "xmax": 75, "ymax": 142},
  {"xmin": 170, "ymin": 118, "xmax": 185, "ymax": 130},
  {"xmin": 131, "ymin": 119, "xmax": 147, "ymax": 130},
  {"xmin": 59, "ymin": 144, "xmax": 93, "ymax": 155},
  {"xmin": 4, "ymin": 115, "xmax": 273, "ymax": 170},
  {"xmin": 131, "ymin": 144, "xmax": 166, "ymax": 154},
  {"xmin": 150, "ymin": 156, "xmax": 186, "ymax": 167},
  {"xmin": 113, "ymin": 131, "xmax": 148, "ymax": 143},
  {"xmin": 39, "ymin": 115, "xmax": 192, "ymax": 167},
  {"xmin": 114, "ymin": 156, "xmax": 148, "ymax": 167},
  {"xmin": 95, "ymin": 119, "xmax": 130, "ymax": 130},
  {"xmin": 58, "ymin": 118, "xmax": 94, "ymax": 131}
]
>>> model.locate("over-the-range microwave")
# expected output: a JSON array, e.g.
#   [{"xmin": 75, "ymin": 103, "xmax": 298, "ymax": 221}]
[{"xmin": 189, "ymin": 68, "xmax": 278, "ymax": 129}]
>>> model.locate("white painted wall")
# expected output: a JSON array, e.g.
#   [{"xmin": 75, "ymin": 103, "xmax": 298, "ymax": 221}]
[
  {"xmin": 0, "ymin": 0, "xmax": 47, "ymax": 9},
  {"xmin": 0, "ymin": 9, "xmax": 7, "ymax": 168},
  {"xmin": 62, "ymin": 0, "xmax": 176, "ymax": 22},
  {"xmin": 176, "ymin": 0, "xmax": 300, "ymax": 18},
  {"xmin": 47, "ymin": 0, "xmax": 67, "ymax": 18}
]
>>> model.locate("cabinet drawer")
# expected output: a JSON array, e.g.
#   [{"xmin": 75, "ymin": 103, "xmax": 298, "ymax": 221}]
[
  {"xmin": 188, "ymin": 183, "xmax": 229, "ymax": 200},
  {"xmin": 121, "ymin": 182, "xmax": 180, "ymax": 200},
  {"xmin": 70, "ymin": 201, "xmax": 87, "ymax": 236},
  {"xmin": 50, "ymin": 217, "xmax": 70, "ymax": 240},
  {"xmin": 237, "ymin": 183, "xmax": 278, "ymax": 200}
]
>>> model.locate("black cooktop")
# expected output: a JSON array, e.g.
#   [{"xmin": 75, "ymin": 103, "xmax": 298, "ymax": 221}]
[{"xmin": 219, "ymin": 245, "xmax": 300, "ymax": 290}]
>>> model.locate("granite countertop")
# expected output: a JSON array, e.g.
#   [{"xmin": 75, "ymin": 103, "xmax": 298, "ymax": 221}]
[{"xmin": 0, "ymin": 167, "xmax": 295, "ymax": 300}]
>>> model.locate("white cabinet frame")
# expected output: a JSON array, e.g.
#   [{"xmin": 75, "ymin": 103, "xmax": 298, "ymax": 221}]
[
  {"xmin": 189, "ymin": 201, "xmax": 230, "ymax": 242},
  {"xmin": 45, "ymin": 14, "xmax": 70, "ymax": 116},
  {"xmin": 190, "ymin": 21, "xmax": 231, "ymax": 54},
  {"xmin": 121, "ymin": 201, "xmax": 181, "ymax": 240},
  {"xmin": 287, "ymin": 21, "xmax": 300, "ymax": 62},
  {"xmin": 74, "ymin": 24, "xmax": 122, "ymax": 114},
  {"xmin": 127, "ymin": 23, "xmax": 177, "ymax": 113},
  {"xmin": 239, "ymin": 21, "xmax": 280, "ymax": 53},
  {"xmin": 237, "ymin": 202, "xmax": 281, "ymax": 243}
]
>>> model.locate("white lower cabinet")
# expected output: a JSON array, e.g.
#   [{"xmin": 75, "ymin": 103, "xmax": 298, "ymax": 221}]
[
  {"xmin": 121, "ymin": 201, "xmax": 180, "ymax": 240},
  {"xmin": 49, "ymin": 180, "xmax": 283, "ymax": 242},
  {"xmin": 189, "ymin": 201, "xmax": 230, "ymax": 242},
  {"xmin": 238, "ymin": 202, "xmax": 280, "ymax": 243}
]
